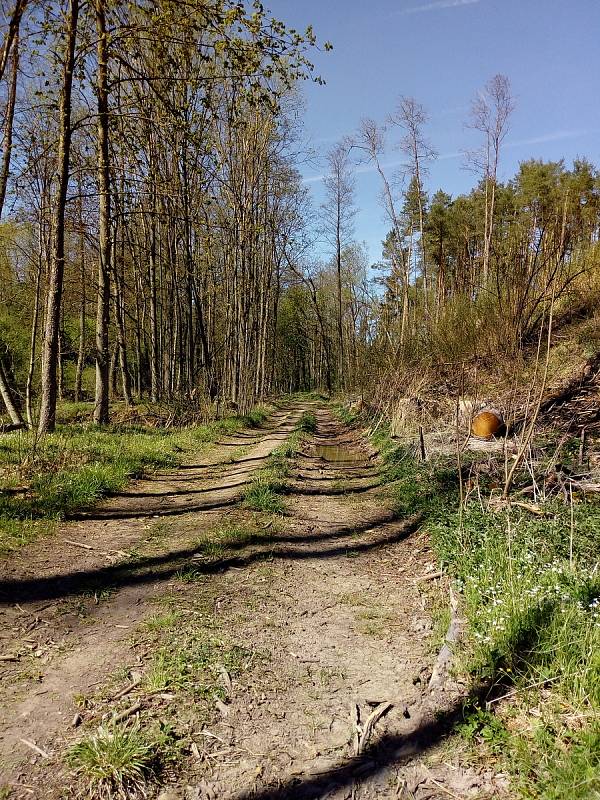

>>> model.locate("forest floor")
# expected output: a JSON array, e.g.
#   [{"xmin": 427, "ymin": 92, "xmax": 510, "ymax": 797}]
[{"xmin": 0, "ymin": 402, "xmax": 510, "ymax": 800}]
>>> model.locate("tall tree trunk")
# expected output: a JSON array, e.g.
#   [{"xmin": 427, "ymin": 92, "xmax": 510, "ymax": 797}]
[
  {"xmin": 38, "ymin": 0, "xmax": 79, "ymax": 434},
  {"xmin": 336, "ymin": 198, "xmax": 344, "ymax": 390},
  {"xmin": 74, "ymin": 187, "xmax": 86, "ymax": 402},
  {"xmin": 0, "ymin": 31, "xmax": 25, "ymax": 427},
  {"xmin": 0, "ymin": 31, "xmax": 19, "ymax": 214},
  {"xmin": 0, "ymin": 358, "xmax": 23, "ymax": 426},
  {"xmin": 148, "ymin": 203, "xmax": 159, "ymax": 402},
  {"xmin": 111, "ymin": 237, "xmax": 133, "ymax": 405},
  {"xmin": 94, "ymin": 0, "xmax": 111, "ymax": 425},
  {"xmin": 0, "ymin": 0, "xmax": 26, "ymax": 82},
  {"xmin": 25, "ymin": 229, "xmax": 43, "ymax": 427}
]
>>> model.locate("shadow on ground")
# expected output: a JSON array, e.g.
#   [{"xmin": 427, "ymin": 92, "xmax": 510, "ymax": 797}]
[{"xmin": 0, "ymin": 513, "xmax": 419, "ymax": 605}]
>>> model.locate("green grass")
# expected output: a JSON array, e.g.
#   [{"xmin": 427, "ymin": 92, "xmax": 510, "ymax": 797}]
[
  {"xmin": 66, "ymin": 722, "xmax": 178, "ymax": 800},
  {"xmin": 332, "ymin": 402, "xmax": 359, "ymax": 426},
  {"xmin": 141, "ymin": 634, "xmax": 249, "ymax": 698},
  {"xmin": 243, "ymin": 404, "xmax": 270, "ymax": 428},
  {"xmin": 296, "ymin": 410, "xmax": 317, "ymax": 433},
  {"xmin": 243, "ymin": 441, "xmax": 292, "ymax": 513},
  {"xmin": 171, "ymin": 521, "xmax": 274, "ymax": 580},
  {"xmin": 370, "ymin": 424, "xmax": 600, "ymax": 799},
  {"xmin": 0, "ymin": 405, "xmax": 269, "ymax": 556},
  {"xmin": 514, "ymin": 725, "xmax": 600, "ymax": 800},
  {"xmin": 244, "ymin": 478, "xmax": 284, "ymax": 514},
  {"xmin": 143, "ymin": 610, "xmax": 181, "ymax": 632}
]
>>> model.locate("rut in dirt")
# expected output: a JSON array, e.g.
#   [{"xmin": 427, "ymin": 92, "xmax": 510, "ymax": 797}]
[
  {"xmin": 160, "ymin": 406, "xmax": 469, "ymax": 800},
  {"xmin": 0, "ymin": 403, "xmax": 307, "ymax": 785}
]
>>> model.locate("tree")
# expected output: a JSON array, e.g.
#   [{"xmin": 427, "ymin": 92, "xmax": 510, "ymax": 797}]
[
  {"xmin": 322, "ymin": 140, "xmax": 356, "ymax": 389},
  {"xmin": 0, "ymin": 16, "xmax": 24, "ymax": 426},
  {"xmin": 93, "ymin": 0, "xmax": 111, "ymax": 425},
  {"xmin": 389, "ymin": 96, "xmax": 436, "ymax": 314},
  {"xmin": 353, "ymin": 119, "xmax": 410, "ymax": 346},
  {"xmin": 38, "ymin": 0, "xmax": 79, "ymax": 434},
  {"xmin": 466, "ymin": 74, "xmax": 515, "ymax": 287}
]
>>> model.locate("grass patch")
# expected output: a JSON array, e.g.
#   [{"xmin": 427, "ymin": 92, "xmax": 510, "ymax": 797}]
[
  {"xmin": 243, "ymin": 445, "xmax": 289, "ymax": 514},
  {"xmin": 332, "ymin": 402, "xmax": 359, "ymax": 426},
  {"xmin": 67, "ymin": 722, "xmax": 178, "ymax": 800},
  {"xmin": 243, "ymin": 404, "xmax": 270, "ymax": 428},
  {"xmin": 141, "ymin": 633, "xmax": 249, "ymax": 698},
  {"xmin": 243, "ymin": 478, "xmax": 284, "ymax": 513},
  {"xmin": 297, "ymin": 410, "xmax": 317, "ymax": 433},
  {"xmin": 0, "ymin": 404, "xmax": 270, "ymax": 556},
  {"xmin": 144, "ymin": 611, "xmax": 181, "ymax": 632},
  {"xmin": 371, "ymin": 424, "xmax": 600, "ymax": 798},
  {"xmin": 170, "ymin": 521, "xmax": 275, "ymax": 579},
  {"xmin": 513, "ymin": 725, "xmax": 600, "ymax": 800}
]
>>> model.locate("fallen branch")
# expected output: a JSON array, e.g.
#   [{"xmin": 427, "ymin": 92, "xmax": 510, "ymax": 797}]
[
  {"xmin": 112, "ymin": 700, "xmax": 142, "ymax": 724},
  {"xmin": 415, "ymin": 570, "xmax": 443, "ymax": 583},
  {"xmin": 351, "ymin": 703, "xmax": 360, "ymax": 756},
  {"xmin": 357, "ymin": 701, "xmax": 393, "ymax": 754},
  {"xmin": 63, "ymin": 539, "xmax": 94, "ymax": 551},
  {"xmin": 489, "ymin": 498, "xmax": 546, "ymax": 516},
  {"xmin": 429, "ymin": 586, "xmax": 463, "ymax": 691},
  {"xmin": 111, "ymin": 677, "xmax": 141, "ymax": 701},
  {"xmin": 19, "ymin": 738, "xmax": 50, "ymax": 759},
  {"xmin": 63, "ymin": 539, "xmax": 128, "ymax": 558}
]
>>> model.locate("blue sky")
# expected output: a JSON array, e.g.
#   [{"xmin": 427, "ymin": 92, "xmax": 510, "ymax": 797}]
[{"xmin": 271, "ymin": 0, "xmax": 600, "ymax": 263}]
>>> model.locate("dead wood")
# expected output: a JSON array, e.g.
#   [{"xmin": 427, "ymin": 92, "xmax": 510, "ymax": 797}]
[
  {"xmin": 19, "ymin": 738, "xmax": 50, "ymax": 759},
  {"xmin": 429, "ymin": 587, "xmax": 463, "ymax": 691},
  {"xmin": 112, "ymin": 700, "xmax": 142, "ymax": 723},
  {"xmin": 357, "ymin": 701, "xmax": 393, "ymax": 754}
]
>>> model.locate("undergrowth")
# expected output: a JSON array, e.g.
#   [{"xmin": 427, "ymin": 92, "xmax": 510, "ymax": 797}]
[{"xmin": 373, "ymin": 423, "xmax": 600, "ymax": 799}]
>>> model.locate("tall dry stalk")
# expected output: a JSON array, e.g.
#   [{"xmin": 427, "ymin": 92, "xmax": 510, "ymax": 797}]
[{"xmin": 503, "ymin": 281, "xmax": 557, "ymax": 498}]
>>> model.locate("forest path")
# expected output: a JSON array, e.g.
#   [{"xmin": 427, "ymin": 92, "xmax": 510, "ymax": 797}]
[
  {"xmin": 0, "ymin": 403, "xmax": 305, "ymax": 790},
  {"xmin": 0, "ymin": 405, "xmax": 500, "ymax": 800},
  {"xmin": 166, "ymin": 407, "xmax": 482, "ymax": 800}
]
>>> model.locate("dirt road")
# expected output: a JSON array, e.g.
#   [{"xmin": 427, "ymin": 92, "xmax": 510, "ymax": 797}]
[{"xmin": 0, "ymin": 404, "xmax": 500, "ymax": 799}]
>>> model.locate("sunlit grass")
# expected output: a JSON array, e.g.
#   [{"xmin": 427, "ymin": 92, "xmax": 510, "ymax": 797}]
[
  {"xmin": 0, "ymin": 404, "xmax": 270, "ymax": 555},
  {"xmin": 67, "ymin": 723, "xmax": 159, "ymax": 799},
  {"xmin": 371, "ymin": 424, "xmax": 600, "ymax": 798}
]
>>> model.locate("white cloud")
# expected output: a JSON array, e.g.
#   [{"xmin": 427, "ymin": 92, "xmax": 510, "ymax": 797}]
[
  {"xmin": 401, "ymin": 0, "xmax": 480, "ymax": 15},
  {"xmin": 302, "ymin": 174, "xmax": 327, "ymax": 184},
  {"xmin": 506, "ymin": 129, "xmax": 596, "ymax": 148},
  {"xmin": 301, "ymin": 152, "xmax": 464, "ymax": 185}
]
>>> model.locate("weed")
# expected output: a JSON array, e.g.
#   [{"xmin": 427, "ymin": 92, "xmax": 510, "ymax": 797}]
[
  {"xmin": 243, "ymin": 405, "xmax": 270, "ymax": 428},
  {"xmin": 243, "ymin": 466, "xmax": 285, "ymax": 513},
  {"xmin": 332, "ymin": 404, "xmax": 358, "ymax": 426},
  {"xmin": 144, "ymin": 611, "xmax": 181, "ymax": 632},
  {"xmin": 141, "ymin": 629, "xmax": 250, "ymax": 699},
  {"xmin": 514, "ymin": 724, "xmax": 600, "ymax": 800},
  {"xmin": 297, "ymin": 411, "xmax": 317, "ymax": 433},
  {"xmin": 457, "ymin": 706, "xmax": 508, "ymax": 754},
  {"xmin": 243, "ymin": 483, "xmax": 283, "ymax": 513},
  {"xmin": 174, "ymin": 565, "xmax": 204, "ymax": 583},
  {"xmin": 338, "ymin": 591, "xmax": 366, "ymax": 606},
  {"xmin": 355, "ymin": 605, "xmax": 394, "ymax": 637},
  {"xmin": 67, "ymin": 723, "xmax": 161, "ymax": 799},
  {"xmin": 197, "ymin": 523, "xmax": 267, "ymax": 553}
]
